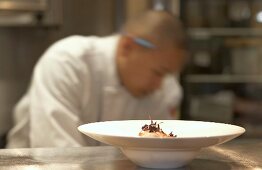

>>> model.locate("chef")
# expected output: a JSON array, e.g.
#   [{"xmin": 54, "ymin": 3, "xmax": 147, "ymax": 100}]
[{"xmin": 7, "ymin": 10, "xmax": 187, "ymax": 148}]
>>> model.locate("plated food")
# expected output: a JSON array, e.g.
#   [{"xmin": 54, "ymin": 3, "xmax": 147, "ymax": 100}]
[
  {"xmin": 78, "ymin": 120, "xmax": 245, "ymax": 169},
  {"xmin": 139, "ymin": 119, "xmax": 176, "ymax": 138}
]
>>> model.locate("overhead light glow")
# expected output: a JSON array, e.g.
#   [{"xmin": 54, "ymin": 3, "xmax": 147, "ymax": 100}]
[{"xmin": 256, "ymin": 11, "xmax": 262, "ymax": 23}]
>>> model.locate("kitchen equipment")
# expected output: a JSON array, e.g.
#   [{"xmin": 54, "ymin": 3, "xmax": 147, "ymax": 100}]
[
  {"xmin": 251, "ymin": 0, "xmax": 262, "ymax": 28},
  {"xmin": 190, "ymin": 91, "xmax": 234, "ymax": 123},
  {"xmin": 184, "ymin": 0, "xmax": 206, "ymax": 27},
  {"xmin": 228, "ymin": 0, "xmax": 251, "ymax": 27},
  {"xmin": 231, "ymin": 47, "xmax": 261, "ymax": 75},
  {"xmin": 0, "ymin": 0, "xmax": 62, "ymax": 26},
  {"xmin": 205, "ymin": 0, "xmax": 228, "ymax": 27}
]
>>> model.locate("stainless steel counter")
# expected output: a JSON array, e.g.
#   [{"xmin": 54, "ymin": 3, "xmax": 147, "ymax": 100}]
[{"xmin": 0, "ymin": 139, "xmax": 261, "ymax": 170}]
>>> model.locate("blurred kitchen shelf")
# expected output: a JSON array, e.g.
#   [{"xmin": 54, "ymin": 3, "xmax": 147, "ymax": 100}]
[
  {"xmin": 186, "ymin": 74, "xmax": 262, "ymax": 83},
  {"xmin": 181, "ymin": 1, "xmax": 262, "ymax": 139},
  {"xmin": 187, "ymin": 28, "xmax": 262, "ymax": 39}
]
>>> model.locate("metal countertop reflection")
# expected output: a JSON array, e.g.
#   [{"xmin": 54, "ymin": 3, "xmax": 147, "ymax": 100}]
[{"xmin": 0, "ymin": 139, "xmax": 260, "ymax": 170}]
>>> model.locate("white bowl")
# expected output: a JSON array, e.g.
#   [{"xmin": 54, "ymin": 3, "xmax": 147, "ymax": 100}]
[{"xmin": 78, "ymin": 120, "xmax": 245, "ymax": 169}]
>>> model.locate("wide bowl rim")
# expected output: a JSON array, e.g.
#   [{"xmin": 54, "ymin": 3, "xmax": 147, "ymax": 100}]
[{"xmin": 78, "ymin": 119, "xmax": 245, "ymax": 140}]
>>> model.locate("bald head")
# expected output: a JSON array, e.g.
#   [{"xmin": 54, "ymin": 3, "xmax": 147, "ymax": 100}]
[
  {"xmin": 117, "ymin": 11, "xmax": 188, "ymax": 97},
  {"xmin": 122, "ymin": 10, "xmax": 187, "ymax": 49}
]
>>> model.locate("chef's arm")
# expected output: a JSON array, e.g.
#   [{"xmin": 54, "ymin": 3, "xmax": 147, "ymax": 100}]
[{"xmin": 28, "ymin": 53, "xmax": 87, "ymax": 147}]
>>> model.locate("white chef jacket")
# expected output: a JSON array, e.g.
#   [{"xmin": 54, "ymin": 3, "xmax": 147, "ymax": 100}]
[{"xmin": 7, "ymin": 35, "xmax": 182, "ymax": 148}]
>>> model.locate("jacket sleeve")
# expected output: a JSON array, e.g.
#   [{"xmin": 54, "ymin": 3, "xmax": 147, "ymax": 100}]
[
  {"xmin": 28, "ymin": 50, "xmax": 89, "ymax": 147},
  {"xmin": 162, "ymin": 75, "xmax": 183, "ymax": 119}
]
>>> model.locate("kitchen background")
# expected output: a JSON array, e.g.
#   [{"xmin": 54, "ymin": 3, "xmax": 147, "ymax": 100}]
[
  {"xmin": 0, "ymin": 0, "xmax": 261, "ymax": 147},
  {"xmin": 180, "ymin": 0, "xmax": 262, "ymax": 139}
]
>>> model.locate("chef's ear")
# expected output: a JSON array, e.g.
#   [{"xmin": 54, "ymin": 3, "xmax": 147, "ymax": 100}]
[{"xmin": 119, "ymin": 36, "xmax": 136, "ymax": 57}]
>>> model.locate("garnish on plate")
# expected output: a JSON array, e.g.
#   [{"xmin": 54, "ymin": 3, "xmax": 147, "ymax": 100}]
[{"xmin": 139, "ymin": 116, "xmax": 177, "ymax": 138}]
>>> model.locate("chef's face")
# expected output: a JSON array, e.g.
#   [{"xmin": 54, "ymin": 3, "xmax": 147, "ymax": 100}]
[{"xmin": 119, "ymin": 36, "xmax": 186, "ymax": 98}]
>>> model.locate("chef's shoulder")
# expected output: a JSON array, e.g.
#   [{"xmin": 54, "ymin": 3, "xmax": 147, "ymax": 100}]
[
  {"xmin": 44, "ymin": 35, "xmax": 99, "ymax": 60},
  {"xmin": 34, "ymin": 35, "xmax": 100, "ymax": 80}
]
